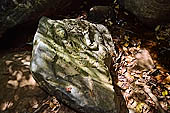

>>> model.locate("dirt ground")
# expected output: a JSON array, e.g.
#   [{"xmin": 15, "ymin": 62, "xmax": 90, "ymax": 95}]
[{"xmin": 0, "ymin": 49, "xmax": 77, "ymax": 113}]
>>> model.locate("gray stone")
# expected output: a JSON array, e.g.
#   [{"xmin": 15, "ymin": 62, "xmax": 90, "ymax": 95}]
[
  {"xmin": 119, "ymin": 0, "xmax": 170, "ymax": 27},
  {"xmin": 30, "ymin": 17, "xmax": 128, "ymax": 113},
  {"xmin": 0, "ymin": 0, "xmax": 80, "ymax": 38},
  {"xmin": 87, "ymin": 6, "xmax": 115, "ymax": 24}
]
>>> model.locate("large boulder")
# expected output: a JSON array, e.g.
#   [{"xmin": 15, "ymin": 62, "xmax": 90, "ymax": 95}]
[
  {"xmin": 0, "ymin": 0, "xmax": 81, "ymax": 38},
  {"xmin": 30, "ymin": 17, "xmax": 128, "ymax": 113},
  {"xmin": 119, "ymin": 0, "xmax": 170, "ymax": 27},
  {"xmin": 0, "ymin": 0, "xmax": 114, "ymax": 39}
]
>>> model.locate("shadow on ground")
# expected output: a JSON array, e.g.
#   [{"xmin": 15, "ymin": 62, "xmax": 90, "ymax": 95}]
[{"xmin": 0, "ymin": 51, "xmax": 77, "ymax": 113}]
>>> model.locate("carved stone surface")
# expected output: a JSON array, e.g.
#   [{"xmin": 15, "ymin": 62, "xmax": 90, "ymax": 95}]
[{"xmin": 30, "ymin": 17, "xmax": 128, "ymax": 113}]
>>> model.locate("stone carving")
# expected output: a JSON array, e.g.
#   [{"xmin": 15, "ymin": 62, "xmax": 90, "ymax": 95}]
[{"xmin": 30, "ymin": 17, "xmax": 128, "ymax": 113}]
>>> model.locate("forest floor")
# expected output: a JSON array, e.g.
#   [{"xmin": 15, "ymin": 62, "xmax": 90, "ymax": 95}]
[
  {"xmin": 0, "ymin": 48, "xmax": 79, "ymax": 113},
  {"xmin": 107, "ymin": 5, "xmax": 170, "ymax": 113}
]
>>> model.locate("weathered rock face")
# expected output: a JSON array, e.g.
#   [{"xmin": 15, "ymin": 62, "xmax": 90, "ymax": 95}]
[
  {"xmin": 119, "ymin": 0, "xmax": 170, "ymax": 27},
  {"xmin": 0, "ymin": 0, "xmax": 80, "ymax": 38},
  {"xmin": 30, "ymin": 17, "xmax": 128, "ymax": 113},
  {"xmin": 0, "ymin": 0, "xmax": 115, "ymax": 39}
]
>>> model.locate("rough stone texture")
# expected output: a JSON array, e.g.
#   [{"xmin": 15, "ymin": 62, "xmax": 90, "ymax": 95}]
[
  {"xmin": 0, "ymin": 0, "xmax": 115, "ymax": 39},
  {"xmin": 119, "ymin": 0, "xmax": 170, "ymax": 27},
  {"xmin": 0, "ymin": 0, "xmax": 80, "ymax": 38},
  {"xmin": 30, "ymin": 17, "xmax": 128, "ymax": 113}
]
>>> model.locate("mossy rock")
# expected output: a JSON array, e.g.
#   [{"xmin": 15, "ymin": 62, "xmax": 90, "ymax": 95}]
[{"xmin": 30, "ymin": 17, "xmax": 128, "ymax": 113}]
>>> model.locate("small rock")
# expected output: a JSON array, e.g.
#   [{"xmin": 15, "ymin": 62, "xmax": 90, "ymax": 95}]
[
  {"xmin": 87, "ymin": 6, "xmax": 115, "ymax": 23},
  {"xmin": 134, "ymin": 49, "xmax": 155, "ymax": 71}
]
